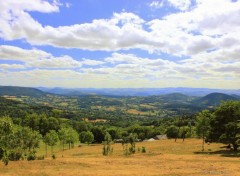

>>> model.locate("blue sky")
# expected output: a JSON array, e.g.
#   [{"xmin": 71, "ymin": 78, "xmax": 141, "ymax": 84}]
[{"xmin": 0, "ymin": 0, "xmax": 240, "ymax": 88}]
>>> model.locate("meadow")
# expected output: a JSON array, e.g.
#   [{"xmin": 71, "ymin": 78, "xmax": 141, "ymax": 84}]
[{"xmin": 0, "ymin": 139, "xmax": 239, "ymax": 176}]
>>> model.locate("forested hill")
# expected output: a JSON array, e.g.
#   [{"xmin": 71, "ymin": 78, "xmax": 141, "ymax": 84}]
[
  {"xmin": 0, "ymin": 86, "xmax": 47, "ymax": 97},
  {"xmin": 0, "ymin": 86, "xmax": 239, "ymax": 122},
  {"xmin": 0, "ymin": 96, "xmax": 54, "ymax": 119},
  {"xmin": 193, "ymin": 93, "xmax": 238, "ymax": 106}
]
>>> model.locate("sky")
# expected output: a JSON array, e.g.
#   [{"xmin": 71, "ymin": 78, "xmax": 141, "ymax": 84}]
[{"xmin": 0, "ymin": 0, "xmax": 240, "ymax": 89}]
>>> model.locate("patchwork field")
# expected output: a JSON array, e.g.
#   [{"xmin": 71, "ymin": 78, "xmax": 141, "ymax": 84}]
[{"xmin": 0, "ymin": 139, "xmax": 239, "ymax": 176}]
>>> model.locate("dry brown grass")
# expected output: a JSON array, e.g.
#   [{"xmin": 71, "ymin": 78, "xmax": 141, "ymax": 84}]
[{"xmin": 0, "ymin": 139, "xmax": 239, "ymax": 176}]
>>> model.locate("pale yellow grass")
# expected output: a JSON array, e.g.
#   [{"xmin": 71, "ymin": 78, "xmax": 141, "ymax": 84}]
[{"xmin": 0, "ymin": 139, "xmax": 239, "ymax": 176}]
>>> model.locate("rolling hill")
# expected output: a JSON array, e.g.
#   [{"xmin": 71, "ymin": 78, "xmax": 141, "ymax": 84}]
[
  {"xmin": 0, "ymin": 86, "xmax": 47, "ymax": 97},
  {"xmin": 193, "ymin": 93, "xmax": 238, "ymax": 106},
  {"xmin": 39, "ymin": 87, "xmax": 240, "ymax": 97}
]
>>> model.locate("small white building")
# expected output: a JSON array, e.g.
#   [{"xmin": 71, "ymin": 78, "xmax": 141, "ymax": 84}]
[{"xmin": 154, "ymin": 135, "xmax": 168, "ymax": 140}]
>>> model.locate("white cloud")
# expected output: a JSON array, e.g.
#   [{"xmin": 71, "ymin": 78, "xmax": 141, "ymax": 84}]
[
  {"xmin": 167, "ymin": 0, "xmax": 191, "ymax": 11},
  {"xmin": 0, "ymin": 0, "xmax": 240, "ymax": 57},
  {"xmin": 65, "ymin": 2, "xmax": 71, "ymax": 8},
  {"xmin": 0, "ymin": 0, "xmax": 240, "ymax": 88},
  {"xmin": 0, "ymin": 64, "xmax": 25, "ymax": 70},
  {"xmin": 0, "ymin": 45, "xmax": 50, "ymax": 62},
  {"xmin": 81, "ymin": 59, "xmax": 105, "ymax": 66},
  {"xmin": 26, "ymin": 55, "xmax": 82, "ymax": 69},
  {"xmin": 0, "ymin": 45, "xmax": 108, "ymax": 69},
  {"xmin": 1, "ymin": 51, "xmax": 240, "ymax": 88},
  {"xmin": 149, "ymin": 1, "xmax": 164, "ymax": 9},
  {"xmin": 0, "ymin": 0, "xmax": 59, "ymax": 14}
]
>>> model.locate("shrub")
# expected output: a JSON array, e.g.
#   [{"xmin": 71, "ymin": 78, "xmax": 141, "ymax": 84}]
[
  {"xmin": 141, "ymin": 147, "xmax": 146, "ymax": 153},
  {"xmin": 9, "ymin": 152, "xmax": 22, "ymax": 161},
  {"xmin": 27, "ymin": 152, "xmax": 36, "ymax": 161},
  {"xmin": 0, "ymin": 148, "xmax": 3, "ymax": 159},
  {"xmin": 2, "ymin": 152, "xmax": 9, "ymax": 166},
  {"xmin": 52, "ymin": 154, "xmax": 56, "ymax": 159},
  {"xmin": 37, "ymin": 155, "xmax": 45, "ymax": 160}
]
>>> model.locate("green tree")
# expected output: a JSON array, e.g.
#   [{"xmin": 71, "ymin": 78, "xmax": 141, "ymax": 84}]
[
  {"xmin": 166, "ymin": 125, "xmax": 178, "ymax": 139},
  {"xmin": 20, "ymin": 127, "xmax": 42, "ymax": 152},
  {"xmin": 102, "ymin": 132, "xmax": 112, "ymax": 156},
  {"xmin": 0, "ymin": 116, "xmax": 14, "ymax": 165},
  {"xmin": 209, "ymin": 101, "xmax": 240, "ymax": 151},
  {"xmin": 43, "ymin": 130, "xmax": 59, "ymax": 156},
  {"xmin": 0, "ymin": 117, "xmax": 41, "ymax": 164},
  {"xmin": 91, "ymin": 126, "xmax": 105, "ymax": 143},
  {"xmin": 58, "ymin": 127, "xmax": 67, "ymax": 151},
  {"xmin": 128, "ymin": 133, "xmax": 137, "ymax": 154},
  {"xmin": 79, "ymin": 131, "xmax": 94, "ymax": 145},
  {"xmin": 58, "ymin": 127, "xmax": 79, "ymax": 150},
  {"xmin": 107, "ymin": 128, "xmax": 121, "ymax": 140},
  {"xmin": 196, "ymin": 110, "xmax": 212, "ymax": 151}
]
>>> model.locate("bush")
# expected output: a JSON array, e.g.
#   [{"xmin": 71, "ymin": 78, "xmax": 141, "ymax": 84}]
[
  {"xmin": 37, "ymin": 155, "xmax": 45, "ymax": 160},
  {"xmin": 2, "ymin": 152, "xmax": 9, "ymax": 166},
  {"xmin": 0, "ymin": 148, "xmax": 3, "ymax": 159},
  {"xmin": 141, "ymin": 146, "xmax": 146, "ymax": 153},
  {"xmin": 27, "ymin": 152, "xmax": 36, "ymax": 161},
  {"xmin": 137, "ymin": 147, "xmax": 141, "ymax": 152},
  {"xmin": 52, "ymin": 154, "xmax": 56, "ymax": 159},
  {"xmin": 9, "ymin": 152, "xmax": 22, "ymax": 161}
]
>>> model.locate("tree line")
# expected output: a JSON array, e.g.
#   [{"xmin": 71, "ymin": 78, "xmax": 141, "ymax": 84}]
[{"xmin": 0, "ymin": 100, "xmax": 239, "ymax": 165}]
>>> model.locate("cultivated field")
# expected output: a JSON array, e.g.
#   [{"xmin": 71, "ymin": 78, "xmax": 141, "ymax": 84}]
[{"xmin": 0, "ymin": 139, "xmax": 239, "ymax": 176}]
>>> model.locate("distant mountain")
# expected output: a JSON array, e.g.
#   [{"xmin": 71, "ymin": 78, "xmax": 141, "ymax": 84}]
[
  {"xmin": 161, "ymin": 93, "xmax": 194, "ymax": 102},
  {"xmin": 0, "ymin": 86, "xmax": 47, "ymax": 97},
  {"xmin": 193, "ymin": 93, "xmax": 238, "ymax": 106},
  {"xmin": 39, "ymin": 87, "xmax": 240, "ymax": 97}
]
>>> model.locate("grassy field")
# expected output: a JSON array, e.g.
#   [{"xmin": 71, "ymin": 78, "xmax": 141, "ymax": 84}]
[{"xmin": 0, "ymin": 139, "xmax": 239, "ymax": 176}]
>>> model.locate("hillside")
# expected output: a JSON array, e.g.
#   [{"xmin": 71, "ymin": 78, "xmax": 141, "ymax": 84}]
[
  {"xmin": 193, "ymin": 92, "xmax": 238, "ymax": 106},
  {"xmin": 1, "ymin": 86, "xmax": 239, "ymax": 123},
  {"xmin": 0, "ymin": 96, "xmax": 54, "ymax": 118},
  {"xmin": 0, "ymin": 86, "xmax": 47, "ymax": 97}
]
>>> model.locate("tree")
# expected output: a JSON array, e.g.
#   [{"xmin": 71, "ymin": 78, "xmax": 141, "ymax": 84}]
[
  {"xmin": 166, "ymin": 125, "xmax": 178, "ymax": 139},
  {"xmin": 209, "ymin": 101, "xmax": 240, "ymax": 151},
  {"xmin": 128, "ymin": 133, "xmax": 137, "ymax": 154},
  {"xmin": 58, "ymin": 127, "xmax": 68, "ymax": 151},
  {"xmin": 0, "ymin": 117, "xmax": 42, "ymax": 165},
  {"xmin": 43, "ymin": 130, "xmax": 59, "ymax": 156},
  {"xmin": 196, "ymin": 110, "xmax": 212, "ymax": 151},
  {"xmin": 102, "ymin": 132, "xmax": 112, "ymax": 156},
  {"xmin": 91, "ymin": 126, "xmax": 105, "ymax": 143},
  {"xmin": 79, "ymin": 131, "xmax": 94, "ymax": 145},
  {"xmin": 20, "ymin": 127, "xmax": 42, "ymax": 152},
  {"xmin": 66, "ymin": 127, "xmax": 79, "ymax": 149},
  {"xmin": 58, "ymin": 127, "xmax": 79, "ymax": 150},
  {"xmin": 107, "ymin": 128, "xmax": 121, "ymax": 140},
  {"xmin": 121, "ymin": 133, "xmax": 138, "ymax": 156},
  {"xmin": 0, "ymin": 116, "xmax": 14, "ymax": 165}
]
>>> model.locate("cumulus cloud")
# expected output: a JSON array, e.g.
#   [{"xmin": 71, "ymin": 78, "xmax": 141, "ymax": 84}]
[
  {"xmin": 26, "ymin": 55, "xmax": 82, "ymax": 69},
  {"xmin": 0, "ymin": 0, "xmax": 240, "ymax": 57},
  {"xmin": 81, "ymin": 59, "xmax": 105, "ymax": 66},
  {"xmin": 0, "ymin": 64, "xmax": 25, "ymax": 70},
  {"xmin": 167, "ymin": 0, "xmax": 192, "ymax": 11},
  {"xmin": 0, "ymin": 45, "xmax": 104, "ymax": 69},
  {"xmin": 0, "ymin": 45, "xmax": 50, "ymax": 62},
  {"xmin": 1, "ymin": 50, "xmax": 240, "ymax": 88}
]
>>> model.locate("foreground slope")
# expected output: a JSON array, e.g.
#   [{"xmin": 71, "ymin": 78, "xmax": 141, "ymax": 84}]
[{"xmin": 0, "ymin": 139, "xmax": 239, "ymax": 176}]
